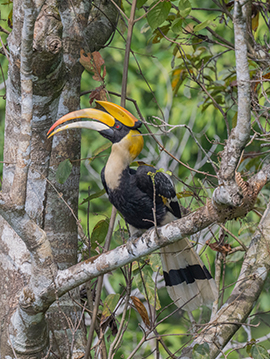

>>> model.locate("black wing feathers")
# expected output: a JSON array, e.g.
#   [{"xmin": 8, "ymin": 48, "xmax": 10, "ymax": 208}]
[
  {"xmin": 135, "ymin": 166, "xmax": 181, "ymax": 219},
  {"xmin": 101, "ymin": 165, "xmax": 181, "ymax": 229}
]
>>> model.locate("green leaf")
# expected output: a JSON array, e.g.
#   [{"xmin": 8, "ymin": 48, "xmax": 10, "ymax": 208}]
[
  {"xmin": 250, "ymin": 344, "xmax": 269, "ymax": 359},
  {"xmin": 101, "ymin": 294, "xmax": 120, "ymax": 324},
  {"xmin": 80, "ymin": 188, "xmax": 106, "ymax": 204},
  {"xmin": 93, "ymin": 142, "xmax": 111, "ymax": 157},
  {"xmin": 193, "ymin": 20, "xmax": 211, "ymax": 32},
  {"xmin": 238, "ymin": 221, "xmax": 257, "ymax": 236},
  {"xmin": 245, "ymin": 157, "xmax": 261, "ymax": 172},
  {"xmin": 171, "ymin": 18, "xmax": 183, "ymax": 33},
  {"xmin": 232, "ymin": 111, "xmax": 238, "ymax": 128},
  {"xmin": 149, "ymin": 253, "xmax": 162, "ymax": 272},
  {"xmin": 134, "ymin": 266, "xmax": 161, "ymax": 309},
  {"xmin": 56, "ymin": 159, "xmax": 72, "ymax": 184},
  {"xmin": 176, "ymin": 190, "xmax": 194, "ymax": 198},
  {"xmin": 113, "ymin": 228, "xmax": 129, "ymax": 245},
  {"xmin": 197, "ymin": 178, "xmax": 210, "ymax": 197},
  {"xmin": 192, "ymin": 343, "xmax": 210, "ymax": 358},
  {"xmin": 151, "ymin": 25, "xmax": 170, "ymax": 44},
  {"xmin": 246, "ymin": 339, "xmax": 256, "ymax": 357},
  {"xmin": 178, "ymin": 0, "xmax": 191, "ymax": 18},
  {"xmin": 136, "ymin": 0, "xmax": 147, "ymax": 8},
  {"xmin": 147, "ymin": 1, "xmax": 171, "ymax": 30},
  {"xmin": 156, "ymin": 168, "xmax": 172, "ymax": 176},
  {"xmin": 132, "ymin": 259, "xmax": 147, "ymax": 276},
  {"xmin": 91, "ymin": 219, "xmax": 109, "ymax": 249}
]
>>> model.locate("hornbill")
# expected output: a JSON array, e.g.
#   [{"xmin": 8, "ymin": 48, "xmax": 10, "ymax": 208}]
[{"xmin": 47, "ymin": 101, "xmax": 217, "ymax": 311}]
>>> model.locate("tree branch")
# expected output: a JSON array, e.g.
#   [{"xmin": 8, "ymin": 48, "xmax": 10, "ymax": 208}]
[
  {"xmin": 10, "ymin": 0, "xmax": 38, "ymax": 206},
  {"xmin": 218, "ymin": 0, "xmax": 251, "ymax": 183},
  {"xmin": 180, "ymin": 200, "xmax": 270, "ymax": 358},
  {"xmin": 43, "ymin": 163, "xmax": 268, "ymax": 304},
  {"xmin": 0, "ymin": 195, "xmax": 57, "ymax": 301},
  {"xmin": 1, "ymin": 162, "xmax": 268, "ymax": 354},
  {"xmin": 213, "ymin": 0, "xmax": 252, "ymax": 209}
]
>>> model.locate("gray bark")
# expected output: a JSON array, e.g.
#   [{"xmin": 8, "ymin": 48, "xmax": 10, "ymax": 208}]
[
  {"xmin": 180, "ymin": 0, "xmax": 261, "ymax": 357},
  {"xmin": 0, "ymin": 0, "xmax": 118, "ymax": 357},
  {"xmin": 0, "ymin": 0, "xmax": 268, "ymax": 358},
  {"xmin": 1, "ymin": 162, "xmax": 269, "ymax": 357}
]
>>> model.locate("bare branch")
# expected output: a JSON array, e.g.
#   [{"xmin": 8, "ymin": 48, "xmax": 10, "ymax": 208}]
[
  {"xmin": 121, "ymin": 0, "xmax": 137, "ymax": 107},
  {"xmin": 213, "ymin": 0, "xmax": 252, "ymax": 210},
  {"xmin": 10, "ymin": 0, "xmax": 38, "ymax": 206},
  {"xmin": 218, "ymin": 0, "xmax": 251, "ymax": 183}
]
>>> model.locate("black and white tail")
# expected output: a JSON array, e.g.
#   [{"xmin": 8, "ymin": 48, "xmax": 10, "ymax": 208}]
[{"xmin": 160, "ymin": 239, "xmax": 218, "ymax": 311}]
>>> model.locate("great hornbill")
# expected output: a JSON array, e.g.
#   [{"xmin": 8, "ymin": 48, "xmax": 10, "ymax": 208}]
[{"xmin": 47, "ymin": 101, "xmax": 217, "ymax": 311}]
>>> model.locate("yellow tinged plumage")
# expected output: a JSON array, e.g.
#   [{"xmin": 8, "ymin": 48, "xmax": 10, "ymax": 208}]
[
  {"xmin": 127, "ymin": 130, "xmax": 144, "ymax": 160},
  {"xmin": 104, "ymin": 130, "xmax": 144, "ymax": 191},
  {"xmin": 160, "ymin": 195, "xmax": 168, "ymax": 206}
]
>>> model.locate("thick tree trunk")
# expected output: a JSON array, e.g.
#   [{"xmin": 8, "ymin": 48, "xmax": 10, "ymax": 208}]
[
  {"xmin": 0, "ymin": 0, "xmax": 118, "ymax": 357},
  {"xmin": 1, "ymin": 0, "xmax": 266, "ymax": 358}
]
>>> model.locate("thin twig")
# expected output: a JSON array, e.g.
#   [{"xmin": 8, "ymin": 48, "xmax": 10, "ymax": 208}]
[
  {"xmin": 108, "ymin": 265, "xmax": 132, "ymax": 358},
  {"xmin": 121, "ymin": 0, "xmax": 137, "ymax": 107},
  {"xmin": 0, "ymin": 25, "xmax": 10, "ymax": 35},
  {"xmin": 134, "ymin": 0, "xmax": 164, "ymax": 23},
  {"xmin": 110, "ymin": 0, "xmax": 129, "ymax": 21},
  {"xmin": 0, "ymin": 35, "xmax": 9, "ymax": 61},
  {"xmin": 219, "ymin": 223, "xmax": 248, "ymax": 252},
  {"xmin": 84, "ymin": 207, "xmax": 117, "ymax": 359}
]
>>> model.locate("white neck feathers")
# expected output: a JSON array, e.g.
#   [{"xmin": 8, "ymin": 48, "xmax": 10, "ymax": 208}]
[{"xmin": 104, "ymin": 130, "xmax": 143, "ymax": 190}]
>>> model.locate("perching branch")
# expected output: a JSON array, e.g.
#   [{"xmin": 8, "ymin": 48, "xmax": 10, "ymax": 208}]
[{"xmin": 23, "ymin": 164, "xmax": 268, "ymax": 304}]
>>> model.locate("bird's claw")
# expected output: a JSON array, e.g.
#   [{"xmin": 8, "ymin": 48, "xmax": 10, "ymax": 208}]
[
  {"xmin": 142, "ymin": 232, "xmax": 151, "ymax": 248},
  {"xmin": 126, "ymin": 239, "xmax": 137, "ymax": 256}
]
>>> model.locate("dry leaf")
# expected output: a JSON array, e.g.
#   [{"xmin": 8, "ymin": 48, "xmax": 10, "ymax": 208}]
[
  {"xmin": 79, "ymin": 49, "xmax": 106, "ymax": 82},
  {"xmin": 206, "ymin": 240, "xmax": 231, "ymax": 254},
  {"xmin": 89, "ymin": 86, "xmax": 107, "ymax": 104},
  {"xmin": 131, "ymin": 296, "xmax": 150, "ymax": 328}
]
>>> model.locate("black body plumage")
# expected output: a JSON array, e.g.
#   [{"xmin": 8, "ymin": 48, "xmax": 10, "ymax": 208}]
[{"xmin": 101, "ymin": 165, "xmax": 180, "ymax": 230}]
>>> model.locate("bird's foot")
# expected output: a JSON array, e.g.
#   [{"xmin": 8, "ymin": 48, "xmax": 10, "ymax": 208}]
[
  {"xmin": 141, "ymin": 231, "xmax": 152, "ymax": 248},
  {"xmin": 126, "ymin": 236, "xmax": 137, "ymax": 256}
]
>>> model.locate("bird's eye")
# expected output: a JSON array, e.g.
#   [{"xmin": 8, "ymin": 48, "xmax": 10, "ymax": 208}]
[{"xmin": 115, "ymin": 124, "xmax": 121, "ymax": 129}]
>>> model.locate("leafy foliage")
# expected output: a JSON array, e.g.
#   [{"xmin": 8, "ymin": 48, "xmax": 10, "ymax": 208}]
[
  {"xmin": 76, "ymin": 0, "xmax": 270, "ymax": 356},
  {"xmin": 133, "ymin": 261, "xmax": 161, "ymax": 310},
  {"xmin": 100, "ymin": 294, "xmax": 120, "ymax": 325},
  {"xmin": 147, "ymin": 1, "xmax": 172, "ymax": 30},
  {"xmin": 91, "ymin": 219, "xmax": 109, "ymax": 251},
  {"xmin": 1, "ymin": 0, "xmax": 270, "ymax": 357}
]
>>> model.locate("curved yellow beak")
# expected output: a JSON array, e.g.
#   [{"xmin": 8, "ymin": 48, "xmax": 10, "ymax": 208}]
[
  {"xmin": 47, "ymin": 101, "xmax": 141, "ymax": 139},
  {"xmin": 47, "ymin": 108, "xmax": 115, "ymax": 138}
]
